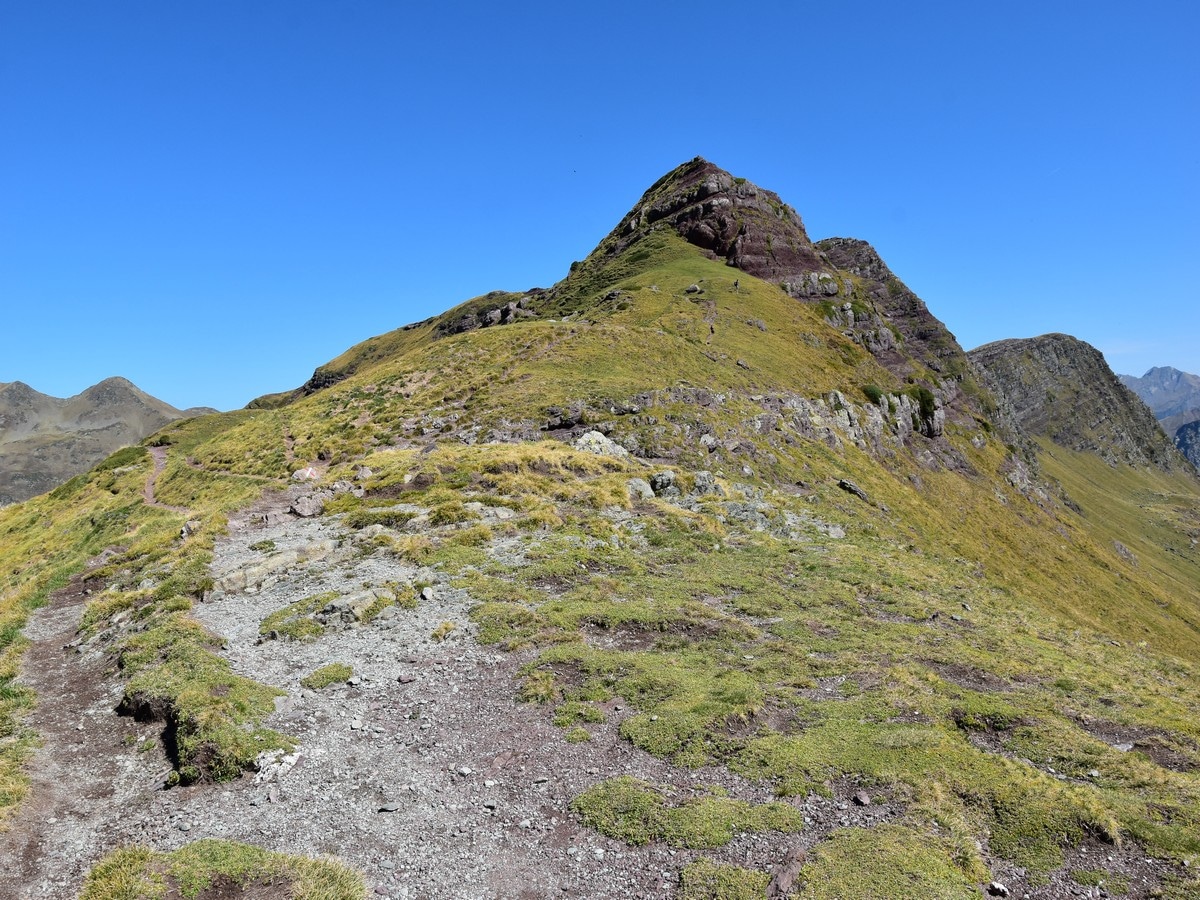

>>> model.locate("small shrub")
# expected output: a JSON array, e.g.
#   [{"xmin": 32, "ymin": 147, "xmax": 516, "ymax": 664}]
[{"xmin": 862, "ymin": 384, "xmax": 884, "ymax": 405}]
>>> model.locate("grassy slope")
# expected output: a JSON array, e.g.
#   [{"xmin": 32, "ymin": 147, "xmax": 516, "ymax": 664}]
[{"xmin": 0, "ymin": 232, "xmax": 1197, "ymax": 896}]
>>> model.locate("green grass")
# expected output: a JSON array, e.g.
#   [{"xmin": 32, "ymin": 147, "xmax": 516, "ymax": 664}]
[
  {"xmin": 2, "ymin": 227, "xmax": 1199, "ymax": 896},
  {"xmin": 80, "ymin": 839, "xmax": 365, "ymax": 899},
  {"xmin": 570, "ymin": 776, "xmax": 803, "ymax": 848},
  {"xmin": 260, "ymin": 592, "xmax": 338, "ymax": 642},
  {"xmin": 678, "ymin": 859, "xmax": 770, "ymax": 900},
  {"xmin": 301, "ymin": 663, "xmax": 353, "ymax": 690}
]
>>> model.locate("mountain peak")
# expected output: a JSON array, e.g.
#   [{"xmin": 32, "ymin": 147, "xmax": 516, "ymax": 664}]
[
  {"xmin": 597, "ymin": 157, "xmax": 833, "ymax": 293},
  {"xmin": 970, "ymin": 333, "xmax": 1189, "ymax": 472}
]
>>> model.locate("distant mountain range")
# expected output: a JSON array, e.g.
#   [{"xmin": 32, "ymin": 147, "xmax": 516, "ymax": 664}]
[
  {"xmin": 0, "ymin": 377, "xmax": 213, "ymax": 504},
  {"xmin": 1119, "ymin": 366, "xmax": 1200, "ymax": 467}
]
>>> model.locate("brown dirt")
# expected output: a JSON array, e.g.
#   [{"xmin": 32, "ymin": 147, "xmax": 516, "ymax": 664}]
[
  {"xmin": 165, "ymin": 875, "xmax": 293, "ymax": 900},
  {"xmin": 1078, "ymin": 719, "xmax": 1198, "ymax": 773},
  {"xmin": 0, "ymin": 571, "xmax": 167, "ymax": 900}
]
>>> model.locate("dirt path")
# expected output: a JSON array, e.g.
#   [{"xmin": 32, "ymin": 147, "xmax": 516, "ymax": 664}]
[
  {"xmin": 0, "ymin": 571, "xmax": 170, "ymax": 900},
  {"xmin": 142, "ymin": 446, "xmax": 190, "ymax": 514}
]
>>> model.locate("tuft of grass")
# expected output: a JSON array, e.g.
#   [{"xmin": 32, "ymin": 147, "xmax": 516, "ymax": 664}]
[
  {"xmin": 678, "ymin": 859, "xmax": 770, "ymax": 900},
  {"xmin": 431, "ymin": 621, "xmax": 457, "ymax": 642},
  {"xmin": 79, "ymin": 839, "xmax": 365, "ymax": 900},
  {"xmin": 796, "ymin": 825, "xmax": 978, "ymax": 899},
  {"xmin": 259, "ymin": 592, "xmax": 338, "ymax": 642},
  {"xmin": 301, "ymin": 663, "xmax": 353, "ymax": 690},
  {"xmin": 570, "ymin": 776, "xmax": 803, "ymax": 848}
]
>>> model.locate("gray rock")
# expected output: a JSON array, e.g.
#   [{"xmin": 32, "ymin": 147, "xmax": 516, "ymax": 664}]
[
  {"xmin": 837, "ymin": 479, "xmax": 870, "ymax": 502},
  {"xmin": 691, "ymin": 471, "xmax": 723, "ymax": 496},
  {"xmin": 290, "ymin": 494, "xmax": 326, "ymax": 518},
  {"xmin": 573, "ymin": 430, "xmax": 630, "ymax": 459},
  {"xmin": 649, "ymin": 471, "xmax": 678, "ymax": 497},
  {"xmin": 1113, "ymin": 540, "xmax": 1137, "ymax": 565},
  {"xmin": 626, "ymin": 478, "xmax": 654, "ymax": 501},
  {"xmin": 767, "ymin": 845, "xmax": 806, "ymax": 898}
]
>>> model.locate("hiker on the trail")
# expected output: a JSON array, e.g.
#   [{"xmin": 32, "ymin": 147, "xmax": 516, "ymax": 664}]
[{"xmin": 733, "ymin": 278, "xmax": 740, "ymax": 292}]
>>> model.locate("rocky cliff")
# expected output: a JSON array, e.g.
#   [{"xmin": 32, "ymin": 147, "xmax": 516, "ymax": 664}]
[
  {"xmin": 0, "ymin": 377, "xmax": 213, "ymax": 504},
  {"xmin": 969, "ymin": 334, "xmax": 1189, "ymax": 471},
  {"xmin": 598, "ymin": 157, "xmax": 834, "ymax": 291}
]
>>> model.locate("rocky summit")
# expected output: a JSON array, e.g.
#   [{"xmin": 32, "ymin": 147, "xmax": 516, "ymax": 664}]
[{"xmin": 1, "ymin": 160, "xmax": 1199, "ymax": 900}]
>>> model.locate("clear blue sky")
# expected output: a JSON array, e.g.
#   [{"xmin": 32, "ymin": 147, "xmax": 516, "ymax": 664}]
[{"xmin": 2, "ymin": 1, "xmax": 1197, "ymax": 411}]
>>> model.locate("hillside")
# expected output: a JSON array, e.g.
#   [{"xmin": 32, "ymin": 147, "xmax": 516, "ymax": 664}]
[
  {"xmin": 1120, "ymin": 366, "xmax": 1200, "ymax": 469},
  {"xmin": 0, "ymin": 160, "xmax": 1198, "ymax": 900},
  {"xmin": 0, "ymin": 377, "xmax": 214, "ymax": 505}
]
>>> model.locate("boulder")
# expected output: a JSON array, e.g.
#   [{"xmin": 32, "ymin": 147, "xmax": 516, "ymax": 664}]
[
  {"xmin": 573, "ymin": 430, "xmax": 630, "ymax": 459},
  {"xmin": 290, "ymin": 494, "xmax": 326, "ymax": 518}
]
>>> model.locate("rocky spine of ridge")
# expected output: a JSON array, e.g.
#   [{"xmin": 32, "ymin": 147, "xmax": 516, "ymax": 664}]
[
  {"xmin": 575, "ymin": 159, "xmax": 1004, "ymax": 437},
  {"xmin": 0, "ymin": 377, "xmax": 212, "ymax": 504},
  {"xmin": 815, "ymin": 238, "xmax": 969, "ymax": 379},
  {"xmin": 597, "ymin": 156, "xmax": 836, "ymax": 295},
  {"xmin": 969, "ymin": 334, "xmax": 1191, "ymax": 472}
]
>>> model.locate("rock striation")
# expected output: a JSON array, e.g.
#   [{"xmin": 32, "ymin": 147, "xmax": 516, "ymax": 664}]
[
  {"xmin": 598, "ymin": 157, "xmax": 835, "ymax": 292},
  {"xmin": 969, "ymin": 334, "xmax": 1189, "ymax": 472}
]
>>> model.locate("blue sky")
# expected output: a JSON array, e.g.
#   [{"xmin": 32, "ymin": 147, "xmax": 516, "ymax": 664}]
[{"xmin": 2, "ymin": 1, "xmax": 1197, "ymax": 411}]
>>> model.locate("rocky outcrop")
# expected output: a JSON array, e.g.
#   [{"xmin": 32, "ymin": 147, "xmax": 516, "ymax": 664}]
[
  {"xmin": 596, "ymin": 157, "xmax": 835, "ymax": 293},
  {"xmin": 438, "ymin": 292, "xmax": 539, "ymax": 336},
  {"xmin": 0, "ymin": 377, "xmax": 213, "ymax": 505},
  {"xmin": 815, "ymin": 238, "xmax": 970, "ymax": 381},
  {"xmin": 1176, "ymin": 420, "xmax": 1200, "ymax": 469},
  {"xmin": 969, "ymin": 334, "xmax": 1190, "ymax": 472}
]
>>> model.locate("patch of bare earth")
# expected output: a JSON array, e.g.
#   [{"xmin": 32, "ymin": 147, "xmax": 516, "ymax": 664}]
[{"xmin": 0, "ymin": 570, "xmax": 172, "ymax": 900}]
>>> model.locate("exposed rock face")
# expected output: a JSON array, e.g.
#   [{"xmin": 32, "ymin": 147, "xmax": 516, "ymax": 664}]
[
  {"xmin": 0, "ymin": 377, "xmax": 213, "ymax": 504},
  {"xmin": 969, "ymin": 334, "xmax": 1190, "ymax": 472},
  {"xmin": 599, "ymin": 157, "xmax": 835, "ymax": 292},
  {"xmin": 816, "ymin": 238, "xmax": 969, "ymax": 380},
  {"xmin": 437, "ymin": 291, "xmax": 539, "ymax": 337},
  {"xmin": 1176, "ymin": 420, "xmax": 1200, "ymax": 469}
]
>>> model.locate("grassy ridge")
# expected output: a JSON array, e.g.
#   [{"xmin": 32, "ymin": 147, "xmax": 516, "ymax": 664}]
[{"xmin": 0, "ymin": 231, "xmax": 1197, "ymax": 896}]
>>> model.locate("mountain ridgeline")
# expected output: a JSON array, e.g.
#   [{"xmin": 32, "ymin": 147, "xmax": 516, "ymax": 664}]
[
  {"xmin": 3, "ymin": 159, "xmax": 1200, "ymax": 899},
  {"xmin": 0, "ymin": 377, "xmax": 213, "ymax": 505},
  {"xmin": 1120, "ymin": 366, "xmax": 1200, "ymax": 469}
]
